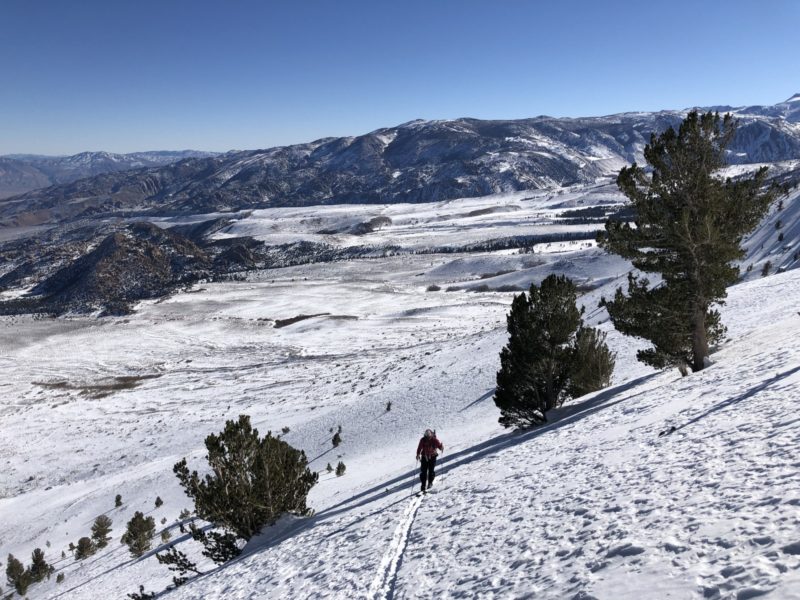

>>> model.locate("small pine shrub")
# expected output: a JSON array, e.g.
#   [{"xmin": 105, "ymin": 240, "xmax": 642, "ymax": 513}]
[
  {"xmin": 115, "ymin": 494, "xmax": 122, "ymax": 508},
  {"xmin": 29, "ymin": 548, "xmax": 53, "ymax": 582},
  {"xmin": 122, "ymin": 512, "xmax": 156, "ymax": 558},
  {"xmin": 91, "ymin": 515, "xmax": 113, "ymax": 548},
  {"xmin": 155, "ymin": 496, "xmax": 163, "ymax": 508},
  {"xmin": 778, "ymin": 232, "xmax": 784, "ymax": 242},
  {"xmin": 161, "ymin": 517, "xmax": 167, "ymax": 525},
  {"xmin": 762, "ymin": 261, "xmax": 772, "ymax": 277},
  {"xmin": 61, "ymin": 550, "xmax": 66, "ymax": 559},
  {"xmin": 332, "ymin": 432, "xmax": 342, "ymax": 448},
  {"xmin": 161, "ymin": 529, "xmax": 172, "ymax": 543},
  {"xmin": 775, "ymin": 219, "xmax": 783, "ymax": 229},
  {"xmin": 56, "ymin": 572, "xmax": 65, "ymax": 584},
  {"xmin": 174, "ymin": 415, "xmax": 318, "ymax": 542},
  {"xmin": 75, "ymin": 537, "xmax": 96, "ymax": 560},
  {"xmin": 336, "ymin": 461, "xmax": 346, "ymax": 477},
  {"xmin": 179, "ymin": 509, "xmax": 192, "ymax": 520},
  {"xmin": 127, "ymin": 584, "xmax": 156, "ymax": 600},
  {"xmin": 281, "ymin": 426, "xmax": 290, "ymax": 434},
  {"xmin": 385, "ymin": 401, "xmax": 392, "ymax": 412},
  {"xmin": 326, "ymin": 463, "xmax": 333, "ymax": 473},
  {"xmin": 5, "ymin": 554, "xmax": 29, "ymax": 595},
  {"xmin": 426, "ymin": 284, "xmax": 441, "ymax": 292}
]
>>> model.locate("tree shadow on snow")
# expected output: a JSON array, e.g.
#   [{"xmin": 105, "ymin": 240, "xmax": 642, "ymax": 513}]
[
  {"xmin": 673, "ymin": 364, "xmax": 800, "ymax": 434},
  {"xmin": 66, "ymin": 371, "xmax": 664, "ymax": 597},
  {"xmin": 310, "ymin": 371, "xmax": 661, "ymax": 526}
]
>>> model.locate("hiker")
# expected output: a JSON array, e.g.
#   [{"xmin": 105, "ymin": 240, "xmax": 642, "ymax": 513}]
[{"xmin": 416, "ymin": 429, "xmax": 444, "ymax": 493}]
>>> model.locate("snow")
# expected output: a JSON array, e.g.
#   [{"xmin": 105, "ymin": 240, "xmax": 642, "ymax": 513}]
[
  {"xmin": 214, "ymin": 181, "xmax": 621, "ymax": 250},
  {"xmin": 1, "ymin": 186, "xmax": 799, "ymax": 599}
]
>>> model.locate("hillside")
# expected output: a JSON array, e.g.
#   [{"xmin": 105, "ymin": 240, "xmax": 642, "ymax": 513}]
[
  {"xmin": 0, "ymin": 216, "xmax": 798, "ymax": 598},
  {"xmin": 0, "ymin": 151, "xmax": 217, "ymax": 200},
  {"xmin": 2, "ymin": 97, "xmax": 799, "ymax": 227}
]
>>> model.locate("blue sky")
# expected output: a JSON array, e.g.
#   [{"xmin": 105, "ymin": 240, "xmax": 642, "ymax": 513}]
[{"xmin": 1, "ymin": 0, "xmax": 798, "ymax": 155}]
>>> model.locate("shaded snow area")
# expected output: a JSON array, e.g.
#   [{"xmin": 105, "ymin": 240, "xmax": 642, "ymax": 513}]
[{"xmin": 1, "ymin": 193, "xmax": 799, "ymax": 599}]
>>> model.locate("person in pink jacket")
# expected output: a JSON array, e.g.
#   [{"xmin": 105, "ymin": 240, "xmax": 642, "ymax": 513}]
[{"xmin": 416, "ymin": 429, "xmax": 444, "ymax": 493}]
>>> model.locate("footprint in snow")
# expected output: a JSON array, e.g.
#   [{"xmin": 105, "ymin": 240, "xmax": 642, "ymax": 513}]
[{"xmin": 605, "ymin": 543, "xmax": 646, "ymax": 558}]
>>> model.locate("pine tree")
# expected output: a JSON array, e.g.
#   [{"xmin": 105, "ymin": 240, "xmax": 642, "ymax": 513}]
[
  {"xmin": 115, "ymin": 494, "xmax": 122, "ymax": 508},
  {"xmin": 75, "ymin": 537, "xmax": 96, "ymax": 560},
  {"xmin": 156, "ymin": 546, "xmax": 200, "ymax": 587},
  {"xmin": 567, "ymin": 327, "xmax": 615, "ymax": 399},
  {"xmin": 29, "ymin": 548, "xmax": 52, "ymax": 582},
  {"xmin": 188, "ymin": 523, "xmax": 240, "ymax": 563},
  {"xmin": 91, "ymin": 515, "xmax": 113, "ymax": 548},
  {"xmin": 5, "ymin": 554, "xmax": 29, "ymax": 595},
  {"xmin": 122, "ymin": 512, "xmax": 156, "ymax": 558},
  {"xmin": 127, "ymin": 584, "xmax": 156, "ymax": 600},
  {"xmin": 494, "ymin": 274, "xmax": 611, "ymax": 427},
  {"xmin": 335, "ymin": 461, "xmax": 346, "ymax": 476},
  {"xmin": 601, "ymin": 111, "xmax": 779, "ymax": 373},
  {"xmin": 332, "ymin": 432, "xmax": 342, "ymax": 447},
  {"xmin": 155, "ymin": 496, "xmax": 163, "ymax": 508},
  {"xmin": 173, "ymin": 415, "xmax": 318, "ymax": 541}
]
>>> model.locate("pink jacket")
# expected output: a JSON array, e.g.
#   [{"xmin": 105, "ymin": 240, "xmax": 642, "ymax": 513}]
[{"xmin": 416, "ymin": 435, "xmax": 443, "ymax": 459}]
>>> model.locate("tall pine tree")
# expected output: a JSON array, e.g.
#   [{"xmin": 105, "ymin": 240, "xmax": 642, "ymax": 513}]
[{"xmin": 600, "ymin": 111, "xmax": 778, "ymax": 374}]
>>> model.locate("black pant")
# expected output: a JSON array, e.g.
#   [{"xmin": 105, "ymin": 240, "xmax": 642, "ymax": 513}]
[{"xmin": 420, "ymin": 455, "xmax": 437, "ymax": 489}]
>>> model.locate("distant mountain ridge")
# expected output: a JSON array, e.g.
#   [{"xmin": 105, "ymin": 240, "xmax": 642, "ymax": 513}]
[
  {"xmin": 2, "ymin": 97, "xmax": 800, "ymax": 227},
  {"xmin": 0, "ymin": 150, "xmax": 217, "ymax": 199}
]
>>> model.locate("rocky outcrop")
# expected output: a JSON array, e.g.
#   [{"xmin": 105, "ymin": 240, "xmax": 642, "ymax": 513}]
[{"xmin": 28, "ymin": 222, "xmax": 210, "ymax": 314}]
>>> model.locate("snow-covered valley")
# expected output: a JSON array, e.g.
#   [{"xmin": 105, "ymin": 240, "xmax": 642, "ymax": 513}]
[{"xmin": 1, "ymin": 183, "xmax": 799, "ymax": 599}]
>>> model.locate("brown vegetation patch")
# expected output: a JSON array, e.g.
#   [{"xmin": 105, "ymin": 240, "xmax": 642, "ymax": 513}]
[
  {"xmin": 273, "ymin": 313, "xmax": 330, "ymax": 328},
  {"xmin": 34, "ymin": 373, "xmax": 163, "ymax": 399}
]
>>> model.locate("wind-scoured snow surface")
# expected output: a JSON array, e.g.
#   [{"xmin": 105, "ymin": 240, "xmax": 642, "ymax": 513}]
[{"xmin": 1, "ymin": 189, "xmax": 799, "ymax": 599}]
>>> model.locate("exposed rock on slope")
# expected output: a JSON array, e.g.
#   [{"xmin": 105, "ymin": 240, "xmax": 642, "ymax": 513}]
[{"xmin": 28, "ymin": 222, "xmax": 210, "ymax": 314}]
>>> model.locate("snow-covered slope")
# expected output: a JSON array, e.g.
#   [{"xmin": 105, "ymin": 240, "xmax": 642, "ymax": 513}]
[
  {"xmin": 1, "ymin": 231, "xmax": 799, "ymax": 599},
  {"xmin": 171, "ymin": 271, "xmax": 800, "ymax": 600}
]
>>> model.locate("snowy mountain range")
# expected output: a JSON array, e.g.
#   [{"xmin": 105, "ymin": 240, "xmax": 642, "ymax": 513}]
[
  {"xmin": 1, "ymin": 96, "xmax": 799, "ymax": 227},
  {"xmin": 0, "ymin": 150, "xmax": 217, "ymax": 199}
]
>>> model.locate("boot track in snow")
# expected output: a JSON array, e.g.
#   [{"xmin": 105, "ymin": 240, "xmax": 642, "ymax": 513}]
[{"xmin": 367, "ymin": 494, "xmax": 424, "ymax": 600}]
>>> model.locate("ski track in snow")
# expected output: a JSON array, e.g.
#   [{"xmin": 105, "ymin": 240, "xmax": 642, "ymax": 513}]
[{"xmin": 368, "ymin": 494, "xmax": 423, "ymax": 600}]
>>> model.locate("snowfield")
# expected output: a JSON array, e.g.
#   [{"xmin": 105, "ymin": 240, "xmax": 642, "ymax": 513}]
[{"xmin": 1, "ymin": 187, "xmax": 799, "ymax": 600}]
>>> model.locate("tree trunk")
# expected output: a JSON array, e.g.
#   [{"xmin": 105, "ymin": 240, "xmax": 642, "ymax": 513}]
[{"xmin": 691, "ymin": 305, "xmax": 709, "ymax": 372}]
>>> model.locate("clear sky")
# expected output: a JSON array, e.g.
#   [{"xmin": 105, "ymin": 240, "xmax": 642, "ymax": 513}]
[{"xmin": 1, "ymin": 0, "xmax": 798, "ymax": 155}]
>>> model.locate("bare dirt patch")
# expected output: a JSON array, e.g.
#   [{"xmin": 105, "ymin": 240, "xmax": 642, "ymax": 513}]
[{"xmin": 34, "ymin": 374, "xmax": 163, "ymax": 399}]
